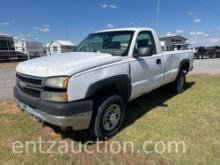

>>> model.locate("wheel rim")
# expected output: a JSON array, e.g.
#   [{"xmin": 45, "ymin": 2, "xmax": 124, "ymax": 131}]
[
  {"xmin": 103, "ymin": 104, "xmax": 121, "ymax": 132},
  {"xmin": 177, "ymin": 75, "xmax": 184, "ymax": 92}
]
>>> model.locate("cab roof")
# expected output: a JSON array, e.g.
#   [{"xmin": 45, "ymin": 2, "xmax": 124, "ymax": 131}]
[{"xmin": 94, "ymin": 27, "xmax": 154, "ymax": 33}]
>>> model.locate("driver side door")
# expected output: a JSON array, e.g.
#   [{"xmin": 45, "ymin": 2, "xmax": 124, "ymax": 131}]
[{"xmin": 130, "ymin": 31, "xmax": 164, "ymax": 100}]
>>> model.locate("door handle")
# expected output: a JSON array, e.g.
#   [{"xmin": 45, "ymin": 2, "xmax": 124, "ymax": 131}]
[{"xmin": 156, "ymin": 59, "xmax": 161, "ymax": 65}]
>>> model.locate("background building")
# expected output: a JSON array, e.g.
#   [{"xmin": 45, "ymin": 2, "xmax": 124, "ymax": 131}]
[
  {"xmin": 47, "ymin": 40, "xmax": 76, "ymax": 55},
  {"xmin": 160, "ymin": 35, "xmax": 189, "ymax": 51},
  {"xmin": 15, "ymin": 40, "xmax": 45, "ymax": 59},
  {"xmin": 0, "ymin": 34, "xmax": 15, "ymax": 61}
]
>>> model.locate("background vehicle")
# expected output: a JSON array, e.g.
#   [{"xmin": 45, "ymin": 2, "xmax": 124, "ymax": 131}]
[
  {"xmin": 195, "ymin": 46, "xmax": 220, "ymax": 59},
  {"xmin": 194, "ymin": 47, "xmax": 207, "ymax": 59},
  {"xmin": 14, "ymin": 28, "xmax": 194, "ymax": 139}
]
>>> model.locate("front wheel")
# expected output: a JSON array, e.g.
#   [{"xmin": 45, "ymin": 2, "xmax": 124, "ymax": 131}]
[{"xmin": 89, "ymin": 95, "xmax": 126, "ymax": 139}]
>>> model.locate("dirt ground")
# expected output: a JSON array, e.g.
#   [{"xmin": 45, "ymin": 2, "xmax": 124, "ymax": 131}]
[{"xmin": 0, "ymin": 100, "xmax": 19, "ymax": 114}]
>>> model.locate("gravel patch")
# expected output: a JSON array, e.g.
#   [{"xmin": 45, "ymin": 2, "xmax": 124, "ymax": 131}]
[
  {"xmin": 191, "ymin": 59, "xmax": 220, "ymax": 75},
  {"xmin": 0, "ymin": 63, "xmax": 17, "ymax": 101}
]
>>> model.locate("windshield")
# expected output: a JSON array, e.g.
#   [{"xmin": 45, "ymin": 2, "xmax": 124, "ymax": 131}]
[{"xmin": 77, "ymin": 31, "xmax": 134, "ymax": 56}]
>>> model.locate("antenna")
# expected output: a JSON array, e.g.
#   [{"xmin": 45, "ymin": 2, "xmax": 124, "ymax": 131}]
[{"xmin": 156, "ymin": 0, "xmax": 161, "ymax": 32}]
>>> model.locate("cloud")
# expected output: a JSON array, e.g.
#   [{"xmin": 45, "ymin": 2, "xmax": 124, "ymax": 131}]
[
  {"xmin": 193, "ymin": 19, "xmax": 201, "ymax": 23},
  {"xmin": 187, "ymin": 11, "xmax": 198, "ymax": 16},
  {"xmin": 190, "ymin": 32, "xmax": 210, "ymax": 38},
  {"xmin": 109, "ymin": 4, "xmax": 117, "ymax": 9},
  {"xmin": 166, "ymin": 32, "xmax": 175, "ymax": 36},
  {"xmin": 99, "ymin": 4, "xmax": 117, "ymax": 9},
  {"xmin": 13, "ymin": 36, "xmax": 19, "ymax": 40},
  {"xmin": 1, "ymin": 22, "xmax": 10, "ymax": 26},
  {"xmin": 0, "ymin": 32, "xmax": 10, "ymax": 36},
  {"xmin": 188, "ymin": 34, "xmax": 220, "ymax": 47},
  {"xmin": 39, "ymin": 27, "xmax": 50, "ymax": 32},
  {"xmin": 176, "ymin": 30, "xmax": 183, "ymax": 34},
  {"xmin": 100, "ymin": 4, "xmax": 108, "ymax": 8},
  {"xmin": 14, "ymin": 34, "xmax": 33, "ymax": 41},
  {"xmin": 34, "ymin": 27, "xmax": 39, "ymax": 30},
  {"xmin": 19, "ymin": 34, "xmax": 32, "ymax": 38},
  {"xmin": 34, "ymin": 25, "xmax": 51, "ymax": 32},
  {"xmin": 106, "ymin": 23, "xmax": 114, "ymax": 29},
  {"xmin": 189, "ymin": 31, "xmax": 204, "ymax": 35},
  {"xmin": 209, "ymin": 38, "xmax": 220, "ymax": 43}
]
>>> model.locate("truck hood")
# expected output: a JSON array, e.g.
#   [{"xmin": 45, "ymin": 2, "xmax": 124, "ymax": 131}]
[{"xmin": 16, "ymin": 52, "xmax": 122, "ymax": 77}]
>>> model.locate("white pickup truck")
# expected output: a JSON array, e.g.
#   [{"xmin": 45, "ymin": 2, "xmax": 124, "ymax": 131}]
[{"xmin": 14, "ymin": 28, "xmax": 194, "ymax": 139}]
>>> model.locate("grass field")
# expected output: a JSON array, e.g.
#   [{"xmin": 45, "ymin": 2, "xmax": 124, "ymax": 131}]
[{"xmin": 0, "ymin": 75, "xmax": 220, "ymax": 165}]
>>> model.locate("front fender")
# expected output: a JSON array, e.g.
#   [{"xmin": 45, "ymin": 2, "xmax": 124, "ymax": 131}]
[
  {"xmin": 86, "ymin": 74, "xmax": 131, "ymax": 99},
  {"xmin": 67, "ymin": 62, "xmax": 130, "ymax": 101}
]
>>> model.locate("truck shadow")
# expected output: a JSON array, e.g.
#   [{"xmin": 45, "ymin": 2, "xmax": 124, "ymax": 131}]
[
  {"xmin": 123, "ymin": 81, "xmax": 195, "ymax": 129},
  {"xmin": 46, "ymin": 81, "xmax": 195, "ymax": 143}
]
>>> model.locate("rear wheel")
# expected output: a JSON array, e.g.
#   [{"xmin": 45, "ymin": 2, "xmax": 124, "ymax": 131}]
[
  {"xmin": 89, "ymin": 95, "xmax": 126, "ymax": 139},
  {"xmin": 172, "ymin": 70, "xmax": 186, "ymax": 94}
]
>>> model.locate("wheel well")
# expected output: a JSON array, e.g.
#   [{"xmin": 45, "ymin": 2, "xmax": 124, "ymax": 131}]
[
  {"xmin": 93, "ymin": 82, "xmax": 130, "ymax": 102},
  {"xmin": 180, "ymin": 60, "xmax": 190, "ymax": 73},
  {"xmin": 86, "ymin": 75, "xmax": 131, "ymax": 102}
]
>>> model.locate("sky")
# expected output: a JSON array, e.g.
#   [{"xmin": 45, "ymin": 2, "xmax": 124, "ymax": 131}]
[{"xmin": 0, "ymin": 0, "xmax": 220, "ymax": 47}]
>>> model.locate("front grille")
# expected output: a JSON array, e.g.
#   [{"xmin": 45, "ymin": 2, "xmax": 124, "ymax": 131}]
[
  {"xmin": 16, "ymin": 73, "xmax": 44, "ymax": 98},
  {"xmin": 16, "ymin": 73, "xmax": 43, "ymax": 85},
  {"xmin": 18, "ymin": 86, "xmax": 41, "ymax": 98}
]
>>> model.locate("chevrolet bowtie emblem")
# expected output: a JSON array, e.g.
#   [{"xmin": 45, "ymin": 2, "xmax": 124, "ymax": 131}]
[{"xmin": 18, "ymin": 80, "xmax": 26, "ymax": 88}]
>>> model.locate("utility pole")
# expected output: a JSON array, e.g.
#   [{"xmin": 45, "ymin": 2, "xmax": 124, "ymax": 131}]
[
  {"xmin": 156, "ymin": 0, "xmax": 161, "ymax": 32},
  {"xmin": 65, "ymin": 21, "xmax": 68, "ymax": 42},
  {"xmin": 64, "ymin": 21, "xmax": 68, "ymax": 52}
]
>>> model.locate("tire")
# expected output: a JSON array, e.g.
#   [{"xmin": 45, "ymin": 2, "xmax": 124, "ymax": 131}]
[
  {"xmin": 89, "ymin": 95, "xmax": 126, "ymax": 139},
  {"xmin": 172, "ymin": 70, "xmax": 186, "ymax": 94}
]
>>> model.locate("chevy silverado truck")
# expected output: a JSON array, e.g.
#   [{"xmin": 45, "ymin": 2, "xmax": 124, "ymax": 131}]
[{"xmin": 14, "ymin": 28, "xmax": 194, "ymax": 139}]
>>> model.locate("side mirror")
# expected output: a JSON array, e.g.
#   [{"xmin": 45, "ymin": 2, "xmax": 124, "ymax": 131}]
[{"xmin": 133, "ymin": 47, "xmax": 152, "ymax": 58}]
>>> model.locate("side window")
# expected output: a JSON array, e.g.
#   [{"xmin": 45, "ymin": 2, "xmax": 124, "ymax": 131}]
[{"xmin": 134, "ymin": 31, "xmax": 157, "ymax": 56}]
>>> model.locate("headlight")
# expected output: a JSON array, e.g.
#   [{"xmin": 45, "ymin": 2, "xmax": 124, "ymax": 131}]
[
  {"xmin": 41, "ymin": 91, "xmax": 68, "ymax": 102},
  {"xmin": 43, "ymin": 76, "xmax": 69, "ymax": 89}
]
